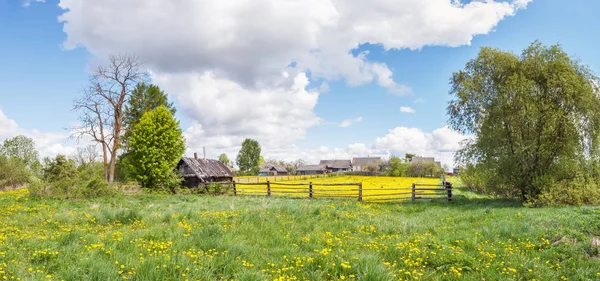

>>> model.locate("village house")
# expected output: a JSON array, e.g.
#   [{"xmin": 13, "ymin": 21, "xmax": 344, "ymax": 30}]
[
  {"xmin": 258, "ymin": 165, "xmax": 289, "ymax": 176},
  {"xmin": 177, "ymin": 153, "xmax": 234, "ymax": 188},
  {"xmin": 351, "ymin": 157, "xmax": 382, "ymax": 171},
  {"xmin": 410, "ymin": 157, "xmax": 442, "ymax": 167},
  {"xmin": 319, "ymin": 160, "xmax": 352, "ymax": 173},
  {"xmin": 297, "ymin": 164, "xmax": 328, "ymax": 175}
]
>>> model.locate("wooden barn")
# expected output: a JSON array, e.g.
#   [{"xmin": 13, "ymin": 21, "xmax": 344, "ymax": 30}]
[
  {"xmin": 319, "ymin": 160, "xmax": 352, "ymax": 173},
  {"xmin": 177, "ymin": 153, "xmax": 234, "ymax": 188},
  {"xmin": 258, "ymin": 165, "xmax": 289, "ymax": 176},
  {"xmin": 297, "ymin": 164, "xmax": 328, "ymax": 175}
]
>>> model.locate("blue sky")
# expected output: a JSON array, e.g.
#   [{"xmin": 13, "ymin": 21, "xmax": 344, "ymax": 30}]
[{"xmin": 1, "ymin": 0, "xmax": 599, "ymax": 166}]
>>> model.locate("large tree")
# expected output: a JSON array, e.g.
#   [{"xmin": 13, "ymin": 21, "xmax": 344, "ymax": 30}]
[
  {"xmin": 129, "ymin": 106, "xmax": 185, "ymax": 189},
  {"xmin": 448, "ymin": 41, "xmax": 600, "ymax": 200},
  {"xmin": 73, "ymin": 54, "xmax": 144, "ymax": 182},
  {"xmin": 122, "ymin": 82, "xmax": 176, "ymax": 149},
  {"xmin": 0, "ymin": 135, "xmax": 39, "ymax": 168},
  {"xmin": 236, "ymin": 139, "xmax": 261, "ymax": 175}
]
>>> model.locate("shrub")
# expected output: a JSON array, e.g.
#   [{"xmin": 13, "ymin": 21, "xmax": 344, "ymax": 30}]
[
  {"xmin": 530, "ymin": 174, "xmax": 600, "ymax": 206},
  {"xmin": 0, "ymin": 155, "xmax": 31, "ymax": 189},
  {"xmin": 460, "ymin": 164, "xmax": 519, "ymax": 197},
  {"xmin": 29, "ymin": 156, "xmax": 115, "ymax": 199},
  {"xmin": 406, "ymin": 161, "xmax": 444, "ymax": 177}
]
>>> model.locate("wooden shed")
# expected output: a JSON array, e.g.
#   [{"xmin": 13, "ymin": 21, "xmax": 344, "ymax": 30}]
[
  {"xmin": 258, "ymin": 165, "xmax": 289, "ymax": 176},
  {"xmin": 177, "ymin": 155, "xmax": 234, "ymax": 188}
]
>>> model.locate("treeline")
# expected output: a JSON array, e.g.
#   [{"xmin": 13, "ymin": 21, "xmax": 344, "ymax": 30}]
[{"xmin": 380, "ymin": 155, "xmax": 444, "ymax": 178}]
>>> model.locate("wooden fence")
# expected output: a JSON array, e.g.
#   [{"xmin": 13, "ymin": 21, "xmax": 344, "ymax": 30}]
[{"xmin": 231, "ymin": 181, "xmax": 453, "ymax": 202}]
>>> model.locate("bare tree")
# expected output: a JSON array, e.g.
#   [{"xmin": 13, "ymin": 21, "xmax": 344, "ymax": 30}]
[
  {"xmin": 73, "ymin": 54, "xmax": 144, "ymax": 182},
  {"xmin": 71, "ymin": 145, "xmax": 99, "ymax": 168}
]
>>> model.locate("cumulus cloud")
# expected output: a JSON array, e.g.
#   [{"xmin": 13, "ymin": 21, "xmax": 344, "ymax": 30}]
[
  {"xmin": 339, "ymin": 117, "xmax": 363, "ymax": 128},
  {"xmin": 372, "ymin": 126, "xmax": 470, "ymax": 167},
  {"xmin": 400, "ymin": 106, "xmax": 416, "ymax": 113},
  {"xmin": 55, "ymin": 0, "xmax": 527, "ymax": 162},
  {"xmin": 58, "ymin": 0, "xmax": 529, "ymax": 90},
  {"xmin": 0, "ymin": 109, "xmax": 81, "ymax": 158}
]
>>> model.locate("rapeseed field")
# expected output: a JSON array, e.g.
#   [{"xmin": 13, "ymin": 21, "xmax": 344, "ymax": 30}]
[{"xmin": 236, "ymin": 176, "xmax": 442, "ymax": 201}]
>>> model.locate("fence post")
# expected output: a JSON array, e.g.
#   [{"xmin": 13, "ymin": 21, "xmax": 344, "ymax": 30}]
[
  {"xmin": 447, "ymin": 182, "xmax": 453, "ymax": 201},
  {"xmin": 411, "ymin": 183, "xmax": 416, "ymax": 202},
  {"xmin": 267, "ymin": 181, "xmax": 271, "ymax": 196},
  {"xmin": 358, "ymin": 183, "xmax": 363, "ymax": 202},
  {"xmin": 309, "ymin": 182, "xmax": 313, "ymax": 198},
  {"xmin": 233, "ymin": 181, "xmax": 237, "ymax": 196}
]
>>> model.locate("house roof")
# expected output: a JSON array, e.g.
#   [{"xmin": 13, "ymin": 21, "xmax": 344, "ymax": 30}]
[
  {"xmin": 319, "ymin": 160, "xmax": 352, "ymax": 169},
  {"xmin": 297, "ymin": 164, "xmax": 327, "ymax": 171},
  {"xmin": 410, "ymin": 157, "xmax": 435, "ymax": 163},
  {"xmin": 259, "ymin": 165, "xmax": 288, "ymax": 173},
  {"xmin": 179, "ymin": 157, "xmax": 234, "ymax": 180},
  {"xmin": 352, "ymin": 157, "xmax": 382, "ymax": 166}
]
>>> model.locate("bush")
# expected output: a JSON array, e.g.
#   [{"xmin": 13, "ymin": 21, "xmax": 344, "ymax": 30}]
[
  {"xmin": 530, "ymin": 174, "xmax": 600, "ymax": 206},
  {"xmin": 406, "ymin": 161, "xmax": 444, "ymax": 177},
  {"xmin": 29, "ymin": 156, "xmax": 115, "ymax": 199},
  {"xmin": 0, "ymin": 155, "xmax": 31, "ymax": 189},
  {"xmin": 460, "ymin": 164, "xmax": 519, "ymax": 197}
]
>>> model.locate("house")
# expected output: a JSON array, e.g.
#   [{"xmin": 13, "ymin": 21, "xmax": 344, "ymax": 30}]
[
  {"xmin": 297, "ymin": 164, "xmax": 328, "ymax": 175},
  {"xmin": 351, "ymin": 157, "xmax": 382, "ymax": 171},
  {"xmin": 177, "ymin": 153, "xmax": 234, "ymax": 188},
  {"xmin": 258, "ymin": 165, "xmax": 288, "ymax": 176},
  {"xmin": 319, "ymin": 160, "xmax": 352, "ymax": 173},
  {"xmin": 410, "ymin": 157, "xmax": 442, "ymax": 167}
]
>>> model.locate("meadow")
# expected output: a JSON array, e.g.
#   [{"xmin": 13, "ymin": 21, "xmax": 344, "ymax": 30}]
[{"xmin": 1, "ymin": 185, "xmax": 600, "ymax": 281}]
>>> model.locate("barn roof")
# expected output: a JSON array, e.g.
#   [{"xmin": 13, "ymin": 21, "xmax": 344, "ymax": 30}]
[
  {"xmin": 179, "ymin": 157, "xmax": 234, "ymax": 180},
  {"xmin": 259, "ymin": 165, "xmax": 288, "ymax": 173},
  {"xmin": 297, "ymin": 164, "xmax": 327, "ymax": 171},
  {"xmin": 319, "ymin": 160, "xmax": 352, "ymax": 169},
  {"xmin": 352, "ymin": 157, "xmax": 382, "ymax": 166}
]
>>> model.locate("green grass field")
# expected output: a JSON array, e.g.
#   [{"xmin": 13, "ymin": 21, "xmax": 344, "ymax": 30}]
[{"xmin": 1, "ymin": 186, "xmax": 600, "ymax": 281}]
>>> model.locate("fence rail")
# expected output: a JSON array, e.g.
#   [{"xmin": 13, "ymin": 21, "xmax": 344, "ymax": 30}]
[{"xmin": 230, "ymin": 180, "xmax": 453, "ymax": 202}]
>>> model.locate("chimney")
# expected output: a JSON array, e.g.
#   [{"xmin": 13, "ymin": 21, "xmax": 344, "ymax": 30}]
[
  {"xmin": 194, "ymin": 152, "xmax": 198, "ymax": 159},
  {"xmin": 203, "ymin": 147, "xmax": 206, "ymax": 160}
]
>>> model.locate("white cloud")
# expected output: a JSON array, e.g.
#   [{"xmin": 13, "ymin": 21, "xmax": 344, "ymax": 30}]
[
  {"xmin": 0, "ymin": 109, "xmax": 81, "ymax": 158},
  {"xmin": 55, "ymin": 0, "xmax": 527, "ymax": 163},
  {"xmin": 58, "ymin": 0, "xmax": 529, "ymax": 91},
  {"xmin": 153, "ymin": 71, "xmax": 322, "ymax": 154},
  {"xmin": 400, "ymin": 106, "xmax": 416, "ymax": 113},
  {"xmin": 373, "ymin": 126, "xmax": 470, "ymax": 167},
  {"xmin": 22, "ymin": 0, "xmax": 44, "ymax": 7},
  {"xmin": 339, "ymin": 117, "xmax": 363, "ymax": 128}
]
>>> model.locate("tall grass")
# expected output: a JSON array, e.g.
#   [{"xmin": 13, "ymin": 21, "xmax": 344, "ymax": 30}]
[{"xmin": 0, "ymin": 188, "xmax": 599, "ymax": 280}]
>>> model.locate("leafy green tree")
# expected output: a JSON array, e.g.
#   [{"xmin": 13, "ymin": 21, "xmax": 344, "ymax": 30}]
[
  {"xmin": 1, "ymin": 135, "xmax": 39, "ymax": 168},
  {"xmin": 129, "ymin": 106, "xmax": 185, "ymax": 189},
  {"xmin": 236, "ymin": 139, "xmax": 261, "ymax": 175},
  {"xmin": 404, "ymin": 153, "xmax": 416, "ymax": 162},
  {"xmin": 218, "ymin": 153, "xmax": 230, "ymax": 167},
  {"xmin": 448, "ymin": 41, "xmax": 600, "ymax": 201},
  {"xmin": 122, "ymin": 82, "xmax": 176, "ymax": 149},
  {"xmin": 42, "ymin": 155, "xmax": 77, "ymax": 183},
  {"xmin": 383, "ymin": 156, "xmax": 409, "ymax": 177}
]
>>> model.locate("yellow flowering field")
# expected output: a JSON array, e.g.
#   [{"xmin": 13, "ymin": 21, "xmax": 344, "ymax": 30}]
[
  {"xmin": 235, "ymin": 176, "xmax": 443, "ymax": 201},
  {"xmin": 1, "ymin": 187, "xmax": 600, "ymax": 280}
]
